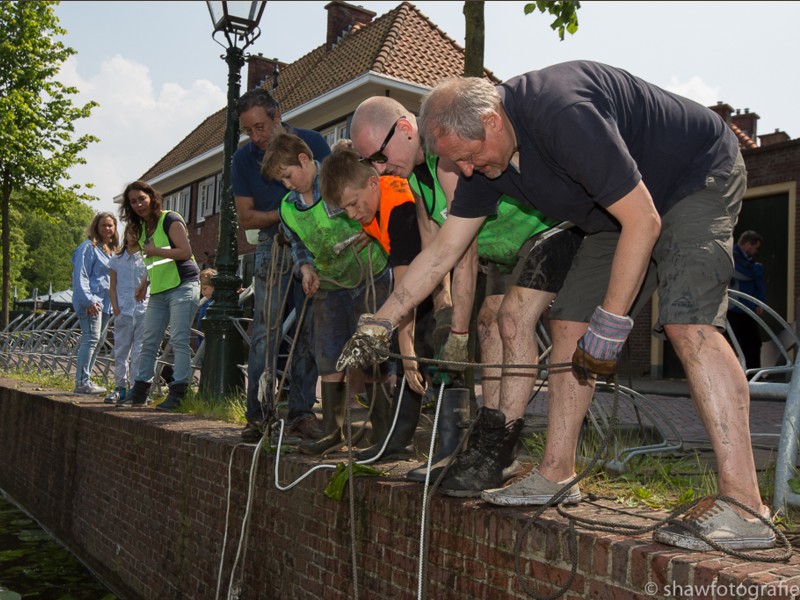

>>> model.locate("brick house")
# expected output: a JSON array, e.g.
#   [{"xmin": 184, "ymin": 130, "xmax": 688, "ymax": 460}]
[{"xmin": 136, "ymin": 0, "xmax": 799, "ymax": 380}]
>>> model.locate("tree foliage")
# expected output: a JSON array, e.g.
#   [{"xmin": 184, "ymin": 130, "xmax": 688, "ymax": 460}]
[
  {"xmin": 21, "ymin": 199, "xmax": 94, "ymax": 296},
  {"xmin": 524, "ymin": 1, "xmax": 581, "ymax": 40},
  {"xmin": 0, "ymin": 0, "xmax": 99, "ymax": 326}
]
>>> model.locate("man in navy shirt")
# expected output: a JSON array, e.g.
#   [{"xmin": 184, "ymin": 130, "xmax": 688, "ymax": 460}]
[
  {"xmin": 232, "ymin": 88, "xmax": 331, "ymax": 443},
  {"xmin": 341, "ymin": 62, "xmax": 774, "ymax": 552}
]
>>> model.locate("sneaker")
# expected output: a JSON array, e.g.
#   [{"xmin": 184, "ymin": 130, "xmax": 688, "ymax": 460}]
[
  {"xmin": 241, "ymin": 421, "xmax": 263, "ymax": 444},
  {"xmin": 74, "ymin": 381, "xmax": 106, "ymax": 395},
  {"xmin": 104, "ymin": 386, "xmax": 125, "ymax": 405},
  {"xmin": 289, "ymin": 415, "xmax": 321, "ymax": 440},
  {"xmin": 480, "ymin": 468, "xmax": 582, "ymax": 506},
  {"xmin": 116, "ymin": 395, "xmax": 133, "ymax": 407},
  {"xmin": 653, "ymin": 496, "xmax": 776, "ymax": 551}
]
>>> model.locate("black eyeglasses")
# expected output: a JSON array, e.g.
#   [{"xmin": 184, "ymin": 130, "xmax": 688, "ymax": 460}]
[{"xmin": 362, "ymin": 116, "xmax": 405, "ymax": 164}]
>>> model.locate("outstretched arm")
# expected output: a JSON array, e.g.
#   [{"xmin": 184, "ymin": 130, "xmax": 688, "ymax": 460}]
[{"xmin": 375, "ymin": 215, "xmax": 485, "ymax": 327}]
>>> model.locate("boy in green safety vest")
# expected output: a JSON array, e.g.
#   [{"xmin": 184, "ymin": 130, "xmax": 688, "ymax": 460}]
[{"xmin": 263, "ymin": 132, "xmax": 393, "ymax": 456}]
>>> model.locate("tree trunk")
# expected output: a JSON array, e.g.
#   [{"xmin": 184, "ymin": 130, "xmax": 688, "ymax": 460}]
[
  {"xmin": 2, "ymin": 174, "xmax": 11, "ymax": 329},
  {"xmin": 463, "ymin": 1, "xmax": 485, "ymax": 77}
]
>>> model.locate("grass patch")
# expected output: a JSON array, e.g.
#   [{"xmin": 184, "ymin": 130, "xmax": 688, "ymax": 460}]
[
  {"xmin": 520, "ymin": 428, "xmax": 800, "ymax": 535},
  {"xmin": 0, "ymin": 368, "xmax": 75, "ymax": 393}
]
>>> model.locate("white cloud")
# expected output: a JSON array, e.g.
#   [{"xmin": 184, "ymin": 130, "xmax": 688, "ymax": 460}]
[
  {"xmin": 664, "ymin": 75, "xmax": 721, "ymax": 109},
  {"xmin": 58, "ymin": 55, "xmax": 226, "ymax": 215}
]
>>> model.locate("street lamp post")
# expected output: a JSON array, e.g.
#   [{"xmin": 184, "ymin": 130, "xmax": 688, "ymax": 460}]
[{"xmin": 200, "ymin": 0, "xmax": 267, "ymax": 398}]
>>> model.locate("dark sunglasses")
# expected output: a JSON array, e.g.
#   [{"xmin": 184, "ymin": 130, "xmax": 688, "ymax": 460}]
[{"xmin": 362, "ymin": 116, "xmax": 405, "ymax": 164}]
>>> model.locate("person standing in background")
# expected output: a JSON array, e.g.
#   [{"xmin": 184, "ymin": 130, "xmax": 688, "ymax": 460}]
[
  {"xmin": 106, "ymin": 224, "xmax": 149, "ymax": 405},
  {"xmin": 728, "ymin": 230, "xmax": 767, "ymax": 371},
  {"xmin": 119, "ymin": 180, "xmax": 200, "ymax": 411},
  {"xmin": 71, "ymin": 211, "xmax": 118, "ymax": 395},
  {"xmin": 232, "ymin": 87, "xmax": 330, "ymax": 443}
]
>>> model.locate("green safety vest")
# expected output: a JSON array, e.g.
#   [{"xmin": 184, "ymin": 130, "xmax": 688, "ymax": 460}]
[
  {"xmin": 139, "ymin": 210, "xmax": 191, "ymax": 294},
  {"xmin": 410, "ymin": 150, "xmax": 561, "ymax": 273},
  {"xmin": 279, "ymin": 194, "xmax": 388, "ymax": 290}
]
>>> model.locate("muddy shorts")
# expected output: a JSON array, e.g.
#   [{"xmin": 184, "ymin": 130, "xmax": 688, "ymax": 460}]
[
  {"xmin": 550, "ymin": 152, "xmax": 746, "ymax": 336},
  {"xmin": 312, "ymin": 268, "xmax": 392, "ymax": 376},
  {"xmin": 511, "ymin": 224, "xmax": 585, "ymax": 293}
]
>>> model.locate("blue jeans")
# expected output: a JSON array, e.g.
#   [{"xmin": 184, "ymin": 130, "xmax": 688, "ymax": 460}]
[
  {"xmin": 75, "ymin": 310, "xmax": 111, "ymax": 386},
  {"xmin": 246, "ymin": 238, "xmax": 318, "ymax": 425},
  {"xmin": 136, "ymin": 280, "xmax": 200, "ymax": 386}
]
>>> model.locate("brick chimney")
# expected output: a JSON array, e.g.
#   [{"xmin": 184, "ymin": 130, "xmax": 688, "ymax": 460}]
[
  {"xmin": 246, "ymin": 54, "xmax": 285, "ymax": 91},
  {"xmin": 708, "ymin": 101, "xmax": 734, "ymax": 125},
  {"xmin": 325, "ymin": 1, "xmax": 376, "ymax": 50},
  {"xmin": 731, "ymin": 107, "xmax": 759, "ymax": 141},
  {"xmin": 759, "ymin": 129, "xmax": 791, "ymax": 147}
]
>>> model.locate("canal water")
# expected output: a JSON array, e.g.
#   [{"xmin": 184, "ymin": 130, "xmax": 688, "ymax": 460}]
[{"xmin": 0, "ymin": 491, "xmax": 116, "ymax": 599}]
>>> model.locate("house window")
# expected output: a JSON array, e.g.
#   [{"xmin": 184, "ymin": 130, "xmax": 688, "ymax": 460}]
[
  {"xmin": 197, "ymin": 176, "xmax": 216, "ymax": 223},
  {"xmin": 215, "ymin": 172, "xmax": 224, "ymax": 213},
  {"xmin": 321, "ymin": 122, "xmax": 349, "ymax": 149},
  {"xmin": 164, "ymin": 186, "xmax": 191, "ymax": 221}
]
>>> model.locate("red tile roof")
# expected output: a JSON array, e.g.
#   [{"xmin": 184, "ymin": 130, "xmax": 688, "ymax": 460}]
[{"xmin": 141, "ymin": 2, "xmax": 499, "ymax": 181}]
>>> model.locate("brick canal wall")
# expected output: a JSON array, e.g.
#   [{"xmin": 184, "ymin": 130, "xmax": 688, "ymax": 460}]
[{"xmin": 0, "ymin": 378, "xmax": 797, "ymax": 600}]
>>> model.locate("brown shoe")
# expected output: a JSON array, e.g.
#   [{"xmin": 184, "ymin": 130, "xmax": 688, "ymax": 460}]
[
  {"xmin": 289, "ymin": 415, "xmax": 322, "ymax": 440},
  {"xmin": 241, "ymin": 421, "xmax": 263, "ymax": 443}
]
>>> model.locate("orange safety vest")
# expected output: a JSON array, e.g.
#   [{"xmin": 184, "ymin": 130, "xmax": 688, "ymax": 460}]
[{"xmin": 362, "ymin": 176, "xmax": 415, "ymax": 255}]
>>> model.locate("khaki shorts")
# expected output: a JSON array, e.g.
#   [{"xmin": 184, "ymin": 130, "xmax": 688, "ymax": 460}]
[{"xmin": 550, "ymin": 151, "xmax": 746, "ymax": 337}]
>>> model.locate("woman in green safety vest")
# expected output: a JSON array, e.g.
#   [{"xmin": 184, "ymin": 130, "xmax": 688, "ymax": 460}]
[{"xmin": 118, "ymin": 180, "xmax": 200, "ymax": 411}]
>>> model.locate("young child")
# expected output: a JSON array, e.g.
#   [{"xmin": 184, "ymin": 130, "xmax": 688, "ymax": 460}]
[
  {"xmin": 106, "ymin": 224, "xmax": 149, "ymax": 405},
  {"xmin": 262, "ymin": 132, "xmax": 393, "ymax": 452},
  {"xmin": 191, "ymin": 268, "xmax": 216, "ymax": 369},
  {"xmin": 320, "ymin": 146, "xmax": 450, "ymax": 461}
]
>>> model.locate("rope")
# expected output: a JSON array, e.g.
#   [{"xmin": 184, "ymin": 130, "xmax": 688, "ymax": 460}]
[{"xmin": 378, "ymin": 350, "xmax": 793, "ymax": 599}]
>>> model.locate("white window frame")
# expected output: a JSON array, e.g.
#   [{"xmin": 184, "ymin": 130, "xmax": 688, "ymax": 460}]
[
  {"xmin": 197, "ymin": 176, "xmax": 216, "ymax": 223},
  {"xmin": 164, "ymin": 186, "xmax": 191, "ymax": 222},
  {"xmin": 321, "ymin": 121, "xmax": 349, "ymax": 149},
  {"xmin": 214, "ymin": 172, "xmax": 224, "ymax": 214}
]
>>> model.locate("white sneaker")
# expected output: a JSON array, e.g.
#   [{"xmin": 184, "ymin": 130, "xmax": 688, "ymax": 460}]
[
  {"xmin": 481, "ymin": 468, "xmax": 582, "ymax": 506},
  {"xmin": 653, "ymin": 496, "xmax": 776, "ymax": 551},
  {"xmin": 74, "ymin": 381, "xmax": 106, "ymax": 395}
]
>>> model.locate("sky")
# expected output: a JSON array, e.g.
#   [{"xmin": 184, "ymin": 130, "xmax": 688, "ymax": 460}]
[{"xmin": 53, "ymin": 1, "xmax": 800, "ymax": 218}]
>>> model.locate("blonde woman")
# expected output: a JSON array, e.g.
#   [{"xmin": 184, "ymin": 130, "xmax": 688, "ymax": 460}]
[{"xmin": 71, "ymin": 211, "xmax": 118, "ymax": 394}]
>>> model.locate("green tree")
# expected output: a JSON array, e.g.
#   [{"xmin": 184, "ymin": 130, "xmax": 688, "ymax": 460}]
[
  {"xmin": 0, "ymin": 1, "xmax": 99, "ymax": 327},
  {"xmin": 21, "ymin": 198, "xmax": 94, "ymax": 295},
  {"xmin": 462, "ymin": 1, "xmax": 581, "ymax": 80},
  {"xmin": 525, "ymin": 1, "xmax": 581, "ymax": 40},
  {"xmin": 0, "ymin": 204, "xmax": 31, "ymax": 303}
]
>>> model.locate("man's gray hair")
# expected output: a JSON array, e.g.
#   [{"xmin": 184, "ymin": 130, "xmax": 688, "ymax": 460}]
[{"xmin": 418, "ymin": 77, "xmax": 500, "ymax": 146}]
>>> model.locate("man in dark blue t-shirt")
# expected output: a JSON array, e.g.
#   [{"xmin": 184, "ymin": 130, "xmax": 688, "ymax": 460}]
[
  {"xmin": 341, "ymin": 61, "xmax": 773, "ymax": 552},
  {"xmin": 232, "ymin": 88, "xmax": 330, "ymax": 443}
]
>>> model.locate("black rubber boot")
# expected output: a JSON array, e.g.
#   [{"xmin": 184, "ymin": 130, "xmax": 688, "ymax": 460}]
[
  {"xmin": 156, "ymin": 382, "xmax": 188, "ymax": 411},
  {"xmin": 438, "ymin": 407, "xmax": 524, "ymax": 497},
  {"xmin": 406, "ymin": 387, "xmax": 470, "ymax": 481},
  {"xmin": 356, "ymin": 384, "xmax": 422, "ymax": 461},
  {"xmin": 363, "ymin": 381, "xmax": 392, "ymax": 447},
  {"xmin": 127, "ymin": 380, "xmax": 152, "ymax": 407},
  {"xmin": 299, "ymin": 381, "xmax": 346, "ymax": 455}
]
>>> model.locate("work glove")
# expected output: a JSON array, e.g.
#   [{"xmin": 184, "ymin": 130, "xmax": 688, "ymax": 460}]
[
  {"xmin": 432, "ymin": 330, "xmax": 469, "ymax": 385},
  {"xmin": 336, "ymin": 313, "xmax": 394, "ymax": 371},
  {"xmin": 432, "ymin": 306, "xmax": 453, "ymax": 353},
  {"xmin": 571, "ymin": 306, "xmax": 633, "ymax": 383}
]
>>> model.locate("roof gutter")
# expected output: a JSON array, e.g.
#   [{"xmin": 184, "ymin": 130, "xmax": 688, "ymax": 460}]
[
  {"xmin": 282, "ymin": 72, "xmax": 431, "ymax": 120},
  {"xmin": 136, "ymin": 72, "xmax": 430, "ymax": 199}
]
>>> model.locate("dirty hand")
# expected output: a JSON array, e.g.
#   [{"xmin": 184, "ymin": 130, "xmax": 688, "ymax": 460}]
[
  {"xmin": 336, "ymin": 314, "xmax": 394, "ymax": 371},
  {"xmin": 402, "ymin": 358, "xmax": 426, "ymax": 394},
  {"xmin": 432, "ymin": 330, "xmax": 469, "ymax": 385},
  {"xmin": 572, "ymin": 306, "xmax": 633, "ymax": 383}
]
